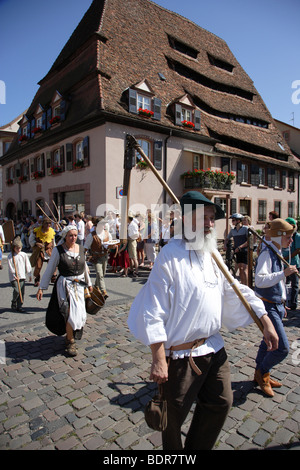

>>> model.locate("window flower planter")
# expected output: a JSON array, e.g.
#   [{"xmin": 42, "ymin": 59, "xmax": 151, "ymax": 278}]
[
  {"xmin": 136, "ymin": 159, "xmax": 149, "ymax": 170},
  {"xmin": 74, "ymin": 160, "xmax": 84, "ymax": 169},
  {"xmin": 19, "ymin": 135, "xmax": 28, "ymax": 143},
  {"xmin": 138, "ymin": 108, "xmax": 154, "ymax": 118},
  {"xmin": 49, "ymin": 116, "xmax": 61, "ymax": 126},
  {"xmin": 181, "ymin": 169, "xmax": 235, "ymax": 190},
  {"xmin": 32, "ymin": 171, "xmax": 44, "ymax": 180},
  {"xmin": 182, "ymin": 120, "xmax": 195, "ymax": 129},
  {"xmin": 33, "ymin": 127, "xmax": 43, "ymax": 137},
  {"xmin": 6, "ymin": 179, "xmax": 14, "ymax": 186},
  {"xmin": 19, "ymin": 175, "xmax": 28, "ymax": 183},
  {"xmin": 51, "ymin": 166, "xmax": 63, "ymax": 175}
]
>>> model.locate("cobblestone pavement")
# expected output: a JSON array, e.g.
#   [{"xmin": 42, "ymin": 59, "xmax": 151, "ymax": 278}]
[{"xmin": 0, "ymin": 258, "xmax": 300, "ymax": 451}]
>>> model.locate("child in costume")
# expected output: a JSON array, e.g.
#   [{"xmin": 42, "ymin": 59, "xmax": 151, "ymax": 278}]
[{"xmin": 7, "ymin": 236, "xmax": 32, "ymax": 312}]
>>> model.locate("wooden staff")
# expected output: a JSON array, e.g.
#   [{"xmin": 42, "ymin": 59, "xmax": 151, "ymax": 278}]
[
  {"xmin": 12, "ymin": 251, "xmax": 23, "ymax": 305},
  {"xmin": 35, "ymin": 203, "xmax": 56, "ymax": 226},
  {"xmin": 127, "ymin": 135, "xmax": 264, "ymax": 333},
  {"xmin": 45, "ymin": 201, "xmax": 62, "ymax": 230},
  {"xmin": 248, "ymin": 227, "xmax": 300, "ymax": 279},
  {"xmin": 52, "ymin": 200, "xmax": 60, "ymax": 222}
]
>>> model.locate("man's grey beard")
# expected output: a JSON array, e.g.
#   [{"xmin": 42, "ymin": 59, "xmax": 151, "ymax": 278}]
[{"xmin": 186, "ymin": 227, "xmax": 217, "ymax": 253}]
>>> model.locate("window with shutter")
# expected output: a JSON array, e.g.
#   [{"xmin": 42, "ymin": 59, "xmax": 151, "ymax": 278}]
[
  {"xmin": 175, "ymin": 103, "xmax": 182, "ymax": 126},
  {"xmin": 230, "ymin": 198, "xmax": 237, "ymax": 214},
  {"xmin": 194, "ymin": 109, "xmax": 201, "ymax": 130},
  {"xmin": 282, "ymin": 170, "xmax": 286, "ymax": 189},
  {"xmin": 66, "ymin": 143, "xmax": 73, "ymax": 171},
  {"xmin": 153, "ymin": 141, "xmax": 162, "ymax": 170},
  {"xmin": 288, "ymin": 172, "xmax": 295, "ymax": 191},
  {"xmin": 258, "ymin": 200, "xmax": 267, "ymax": 221},
  {"xmin": 60, "ymin": 145, "xmax": 65, "ymax": 171},
  {"xmin": 83, "ymin": 136, "xmax": 89, "ymax": 166},
  {"xmin": 153, "ymin": 98, "xmax": 161, "ymax": 121},
  {"xmin": 250, "ymin": 164, "xmax": 259, "ymax": 186},
  {"xmin": 237, "ymin": 161, "xmax": 248, "ymax": 183},
  {"xmin": 46, "ymin": 152, "xmax": 52, "ymax": 176},
  {"xmin": 47, "ymin": 108, "xmax": 52, "ymax": 128},
  {"xmin": 267, "ymin": 168, "xmax": 275, "ymax": 188},
  {"xmin": 129, "ymin": 89, "xmax": 138, "ymax": 114},
  {"xmin": 128, "ymin": 87, "xmax": 161, "ymax": 120}
]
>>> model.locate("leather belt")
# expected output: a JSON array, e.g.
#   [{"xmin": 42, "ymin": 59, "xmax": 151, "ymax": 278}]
[
  {"xmin": 169, "ymin": 338, "xmax": 207, "ymax": 376},
  {"xmin": 260, "ymin": 297, "xmax": 284, "ymax": 305},
  {"xmin": 170, "ymin": 338, "xmax": 206, "ymax": 351}
]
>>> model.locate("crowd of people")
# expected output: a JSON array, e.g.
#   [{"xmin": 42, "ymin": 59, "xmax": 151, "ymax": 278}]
[
  {"xmin": 0, "ymin": 208, "xmax": 176, "ymax": 355},
  {"xmin": 0, "ymin": 196, "xmax": 299, "ymax": 449}
]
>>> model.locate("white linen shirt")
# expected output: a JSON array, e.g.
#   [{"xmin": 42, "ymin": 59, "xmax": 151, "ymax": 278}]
[
  {"xmin": 255, "ymin": 241, "xmax": 286, "ymax": 300},
  {"xmin": 128, "ymin": 238, "xmax": 267, "ymax": 357},
  {"xmin": 7, "ymin": 251, "xmax": 32, "ymax": 282}
]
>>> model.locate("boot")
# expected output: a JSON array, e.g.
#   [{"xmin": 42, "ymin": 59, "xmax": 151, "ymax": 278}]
[
  {"xmin": 65, "ymin": 338, "xmax": 77, "ymax": 357},
  {"xmin": 254, "ymin": 369, "xmax": 274, "ymax": 397},
  {"xmin": 102, "ymin": 290, "xmax": 109, "ymax": 300},
  {"xmin": 254, "ymin": 370, "xmax": 282, "ymax": 388}
]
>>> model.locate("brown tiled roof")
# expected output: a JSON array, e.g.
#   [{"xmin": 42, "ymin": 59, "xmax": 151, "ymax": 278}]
[{"xmin": 3, "ymin": 0, "xmax": 296, "ymax": 171}]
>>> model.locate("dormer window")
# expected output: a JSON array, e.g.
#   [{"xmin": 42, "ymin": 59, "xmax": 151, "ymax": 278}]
[
  {"xmin": 128, "ymin": 80, "xmax": 161, "ymax": 121},
  {"xmin": 173, "ymin": 94, "xmax": 201, "ymax": 130}
]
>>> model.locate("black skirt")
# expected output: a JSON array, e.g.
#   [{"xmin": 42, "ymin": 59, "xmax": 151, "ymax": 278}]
[{"xmin": 45, "ymin": 279, "xmax": 66, "ymax": 336}]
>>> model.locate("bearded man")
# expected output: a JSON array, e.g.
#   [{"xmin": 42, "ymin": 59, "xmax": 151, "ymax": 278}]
[{"xmin": 128, "ymin": 191, "xmax": 278, "ymax": 450}]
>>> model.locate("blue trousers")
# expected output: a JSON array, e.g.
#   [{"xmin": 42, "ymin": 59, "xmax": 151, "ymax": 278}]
[{"xmin": 255, "ymin": 302, "xmax": 289, "ymax": 375}]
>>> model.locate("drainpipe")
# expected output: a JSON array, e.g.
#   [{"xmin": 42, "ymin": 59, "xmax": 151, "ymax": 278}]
[{"xmin": 163, "ymin": 130, "xmax": 172, "ymax": 204}]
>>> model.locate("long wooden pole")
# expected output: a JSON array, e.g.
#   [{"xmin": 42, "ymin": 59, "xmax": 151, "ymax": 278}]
[
  {"xmin": 127, "ymin": 135, "xmax": 264, "ymax": 333},
  {"xmin": 52, "ymin": 200, "xmax": 61, "ymax": 223},
  {"xmin": 45, "ymin": 201, "xmax": 62, "ymax": 230}
]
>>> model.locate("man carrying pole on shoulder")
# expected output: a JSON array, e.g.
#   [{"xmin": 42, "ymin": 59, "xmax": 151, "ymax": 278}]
[{"xmin": 128, "ymin": 191, "xmax": 278, "ymax": 450}]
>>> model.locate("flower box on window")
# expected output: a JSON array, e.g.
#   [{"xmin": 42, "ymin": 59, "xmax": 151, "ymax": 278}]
[
  {"xmin": 19, "ymin": 175, "xmax": 28, "ymax": 183},
  {"xmin": 32, "ymin": 170, "xmax": 44, "ymax": 180},
  {"xmin": 49, "ymin": 115, "xmax": 61, "ymax": 126},
  {"xmin": 32, "ymin": 127, "xmax": 43, "ymax": 136},
  {"xmin": 74, "ymin": 159, "xmax": 84, "ymax": 169},
  {"xmin": 136, "ymin": 159, "xmax": 148, "ymax": 170},
  {"xmin": 181, "ymin": 169, "xmax": 235, "ymax": 190},
  {"xmin": 138, "ymin": 108, "xmax": 154, "ymax": 118},
  {"xmin": 51, "ymin": 166, "xmax": 63, "ymax": 175},
  {"xmin": 6, "ymin": 178, "xmax": 14, "ymax": 186},
  {"xmin": 19, "ymin": 135, "xmax": 28, "ymax": 143},
  {"xmin": 182, "ymin": 120, "xmax": 195, "ymax": 129}
]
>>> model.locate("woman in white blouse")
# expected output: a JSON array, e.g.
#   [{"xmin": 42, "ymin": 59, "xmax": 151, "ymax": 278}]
[{"xmin": 36, "ymin": 226, "xmax": 92, "ymax": 356}]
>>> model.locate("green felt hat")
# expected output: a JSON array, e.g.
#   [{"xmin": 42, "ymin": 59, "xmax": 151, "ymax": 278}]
[{"xmin": 180, "ymin": 191, "xmax": 225, "ymax": 220}]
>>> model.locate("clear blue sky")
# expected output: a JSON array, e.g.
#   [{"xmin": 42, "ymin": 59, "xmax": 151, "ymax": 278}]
[{"xmin": 1, "ymin": 0, "xmax": 299, "ymax": 128}]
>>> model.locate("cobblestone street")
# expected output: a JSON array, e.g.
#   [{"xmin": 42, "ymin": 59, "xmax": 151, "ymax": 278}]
[{"xmin": 0, "ymin": 260, "xmax": 300, "ymax": 451}]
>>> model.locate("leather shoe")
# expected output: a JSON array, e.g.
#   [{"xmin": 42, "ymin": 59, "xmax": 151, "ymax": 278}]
[
  {"xmin": 254, "ymin": 369, "xmax": 274, "ymax": 397},
  {"xmin": 254, "ymin": 369, "xmax": 282, "ymax": 388}
]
